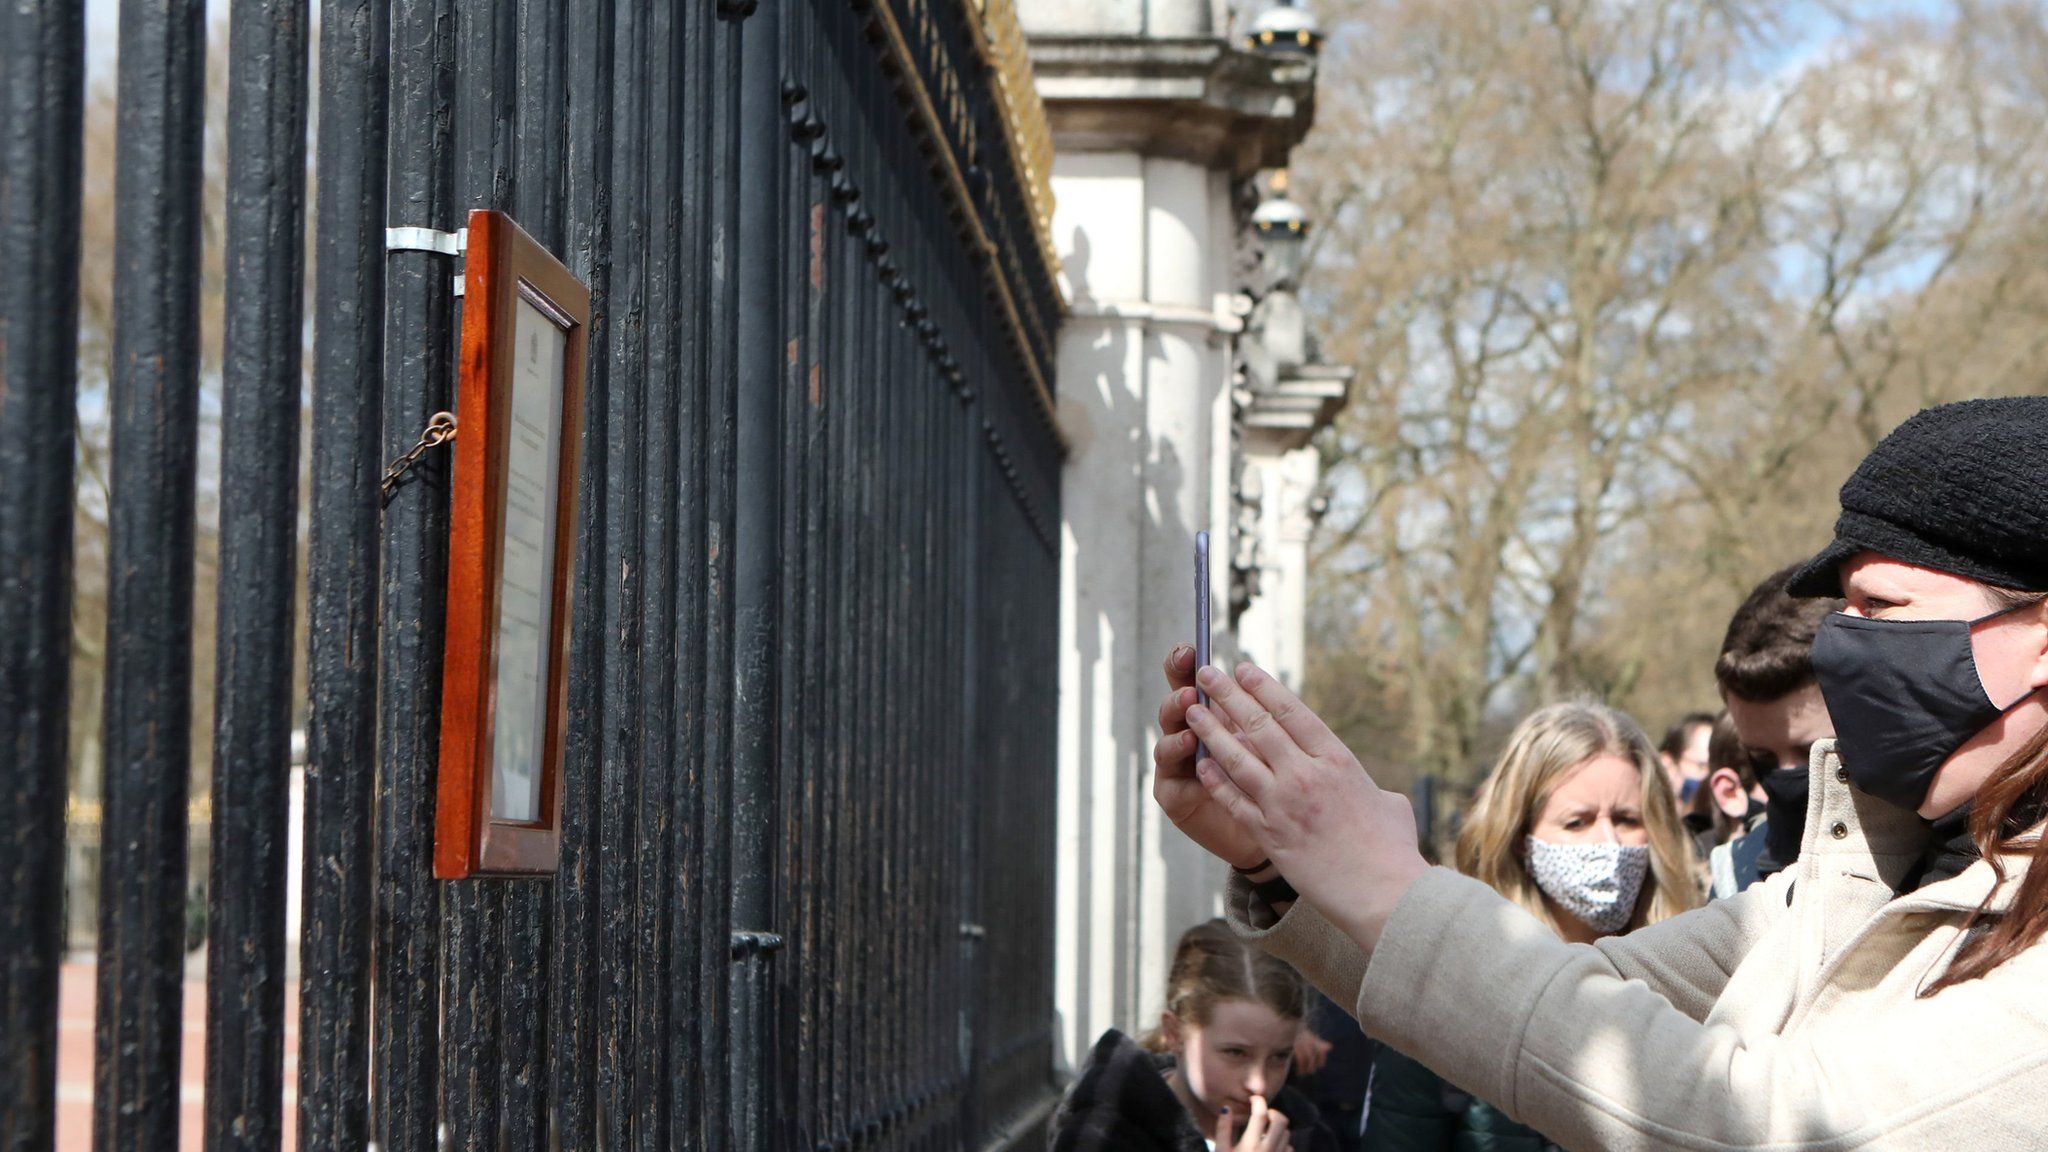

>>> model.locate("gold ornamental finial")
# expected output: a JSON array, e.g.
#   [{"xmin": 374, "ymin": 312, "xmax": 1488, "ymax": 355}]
[{"xmin": 1271, "ymin": 169, "xmax": 1290, "ymax": 194}]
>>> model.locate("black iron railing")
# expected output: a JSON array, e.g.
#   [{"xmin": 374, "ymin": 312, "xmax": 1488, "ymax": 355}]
[{"xmin": 0, "ymin": 0, "xmax": 1064, "ymax": 1148}]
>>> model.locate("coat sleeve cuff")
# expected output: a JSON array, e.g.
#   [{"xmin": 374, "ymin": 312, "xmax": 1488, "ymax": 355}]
[{"xmin": 1223, "ymin": 870, "xmax": 1369, "ymax": 1014}]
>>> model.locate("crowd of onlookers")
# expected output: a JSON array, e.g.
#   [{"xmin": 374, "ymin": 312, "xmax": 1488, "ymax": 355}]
[
  {"xmin": 1049, "ymin": 561, "xmax": 1844, "ymax": 1151},
  {"xmin": 1048, "ymin": 396, "xmax": 2048, "ymax": 1151}
]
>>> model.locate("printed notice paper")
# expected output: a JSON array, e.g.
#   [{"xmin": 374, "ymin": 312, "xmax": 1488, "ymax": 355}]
[{"xmin": 490, "ymin": 292, "xmax": 567, "ymax": 823}]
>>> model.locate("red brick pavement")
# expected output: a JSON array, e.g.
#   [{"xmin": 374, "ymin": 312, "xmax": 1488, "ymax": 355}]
[{"xmin": 55, "ymin": 961, "xmax": 298, "ymax": 1152}]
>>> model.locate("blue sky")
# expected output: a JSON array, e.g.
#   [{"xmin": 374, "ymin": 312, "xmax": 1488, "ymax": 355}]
[{"xmin": 1758, "ymin": 0, "xmax": 1960, "ymax": 73}]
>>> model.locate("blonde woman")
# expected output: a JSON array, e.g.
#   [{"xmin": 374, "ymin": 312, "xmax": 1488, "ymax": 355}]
[
  {"xmin": 1361, "ymin": 703, "xmax": 1699, "ymax": 1151},
  {"xmin": 1455, "ymin": 702, "xmax": 1699, "ymax": 941}
]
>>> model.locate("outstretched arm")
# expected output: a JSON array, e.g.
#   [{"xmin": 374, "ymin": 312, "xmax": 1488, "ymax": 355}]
[
  {"xmin": 1175, "ymin": 661, "xmax": 2048, "ymax": 1148},
  {"xmin": 1222, "ymin": 863, "xmax": 1789, "ymax": 1046},
  {"xmin": 1356, "ymin": 869, "xmax": 2048, "ymax": 1150}
]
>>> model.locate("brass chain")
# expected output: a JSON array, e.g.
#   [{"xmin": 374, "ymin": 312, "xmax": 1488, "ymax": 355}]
[{"xmin": 379, "ymin": 410, "xmax": 459, "ymax": 503}]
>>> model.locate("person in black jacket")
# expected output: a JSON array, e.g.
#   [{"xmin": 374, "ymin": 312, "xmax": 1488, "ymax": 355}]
[
  {"xmin": 1051, "ymin": 920, "xmax": 1340, "ymax": 1152},
  {"xmin": 1288, "ymin": 989, "xmax": 1374, "ymax": 1151}
]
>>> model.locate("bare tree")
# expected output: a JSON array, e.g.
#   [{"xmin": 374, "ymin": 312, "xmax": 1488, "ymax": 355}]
[
  {"xmin": 1591, "ymin": 0, "xmax": 2048, "ymax": 731},
  {"xmin": 1298, "ymin": 0, "xmax": 2048, "ymax": 793}
]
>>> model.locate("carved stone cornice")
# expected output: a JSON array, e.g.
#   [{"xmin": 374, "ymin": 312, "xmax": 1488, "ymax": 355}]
[
  {"xmin": 1026, "ymin": 37, "xmax": 1317, "ymax": 176},
  {"xmin": 1238, "ymin": 362, "xmax": 1352, "ymax": 453}
]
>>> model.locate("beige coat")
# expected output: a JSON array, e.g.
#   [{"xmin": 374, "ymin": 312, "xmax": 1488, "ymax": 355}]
[{"xmin": 1230, "ymin": 739, "xmax": 2048, "ymax": 1150}]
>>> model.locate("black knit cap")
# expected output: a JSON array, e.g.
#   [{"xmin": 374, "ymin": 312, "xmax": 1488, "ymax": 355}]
[{"xmin": 1788, "ymin": 397, "xmax": 2048, "ymax": 598}]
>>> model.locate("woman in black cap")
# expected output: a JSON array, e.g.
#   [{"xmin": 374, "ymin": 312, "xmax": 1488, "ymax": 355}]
[{"xmin": 1152, "ymin": 397, "xmax": 2048, "ymax": 1148}]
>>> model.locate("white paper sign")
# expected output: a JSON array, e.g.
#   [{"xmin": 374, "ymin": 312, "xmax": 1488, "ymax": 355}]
[{"xmin": 490, "ymin": 291, "xmax": 567, "ymax": 823}]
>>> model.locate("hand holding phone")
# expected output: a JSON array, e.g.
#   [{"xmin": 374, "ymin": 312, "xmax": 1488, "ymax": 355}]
[{"xmin": 1195, "ymin": 531, "xmax": 1211, "ymax": 762}]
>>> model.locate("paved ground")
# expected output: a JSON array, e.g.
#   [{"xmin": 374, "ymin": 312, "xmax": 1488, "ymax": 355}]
[{"xmin": 55, "ymin": 960, "xmax": 299, "ymax": 1151}]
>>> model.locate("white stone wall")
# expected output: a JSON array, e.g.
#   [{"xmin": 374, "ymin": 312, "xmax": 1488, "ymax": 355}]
[
  {"xmin": 1052, "ymin": 150, "xmax": 1247, "ymax": 1070},
  {"xmin": 1032, "ymin": 0, "xmax": 1339, "ymax": 1077},
  {"xmin": 1019, "ymin": 0, "xmax": 1228, "ymax": 38}
]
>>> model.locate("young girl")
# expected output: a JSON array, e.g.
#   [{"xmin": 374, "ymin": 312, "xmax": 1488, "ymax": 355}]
[
  {"xmin": 1363, "ymin": 702, "xmax": 1698, "ymax": 1151},
  {"xmin": 1050, "ymin": 919, "xmax": 1341, "ymax": 1152}
]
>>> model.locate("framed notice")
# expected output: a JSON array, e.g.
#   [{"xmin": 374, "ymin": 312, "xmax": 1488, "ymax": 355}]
[{"xmin": 435, "ymin": 209, "xmax": 588, "ymax": 879}]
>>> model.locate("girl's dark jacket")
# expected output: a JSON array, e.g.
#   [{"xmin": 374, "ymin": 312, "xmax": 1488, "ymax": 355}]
[
  {"xmin": 1049, "ymin": 1029, "xmax": 1342, "ymax": 1152},
  {"xmin": 1360, "ymin": 1046, "xmax": 1556, "ymax": 1152}
]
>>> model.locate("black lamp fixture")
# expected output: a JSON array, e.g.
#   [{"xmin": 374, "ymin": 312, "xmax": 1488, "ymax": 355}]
[
  {"xmin": 1246, "ymin": 0, "xmax": 1324, "ymax": 56},
  {"xmin": 1250, "ymin": 170, "xmax": 1308, "ymax": 292}
]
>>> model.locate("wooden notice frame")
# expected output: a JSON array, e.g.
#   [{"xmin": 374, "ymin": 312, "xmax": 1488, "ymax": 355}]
[{"xmin": 435, "ymin": 209, "xmax": 588, "ymax": 879}]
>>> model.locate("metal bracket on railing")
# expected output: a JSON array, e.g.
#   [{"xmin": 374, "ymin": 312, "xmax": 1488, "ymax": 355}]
[
  {"xmin": 386, "ymin": 226, "xmax": 467, "ymax": 256},
  {"xmin": 386, "ymin": 226, "xmax": 469, "ymax": 296},
  {"xmin": 730, "ymin": 930, "xmax": 785, "ymax": 958}
]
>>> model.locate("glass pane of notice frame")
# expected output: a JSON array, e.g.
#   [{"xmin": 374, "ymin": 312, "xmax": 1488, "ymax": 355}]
[{"xmin": 435, "ymin": 209, "xmax": 589, "ymax": 879}]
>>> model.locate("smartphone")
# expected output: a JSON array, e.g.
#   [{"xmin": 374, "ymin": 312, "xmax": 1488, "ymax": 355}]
[{"xmin": 1194, "ymin": 530, "xmax": 1211, "ymax": 762}]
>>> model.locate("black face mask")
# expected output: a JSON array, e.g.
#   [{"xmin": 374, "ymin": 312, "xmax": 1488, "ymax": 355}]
[
  {"xmin": 1810, "ymin": 605, "xmax": 2033, "ymax": 810},
  {"xmin": 1741, "ymin": 792, "xmax": 1768, "ymax": 823},
  {"xmin": 1756, "ymin": 764, "xmax": 1808, "ymax": 870}
]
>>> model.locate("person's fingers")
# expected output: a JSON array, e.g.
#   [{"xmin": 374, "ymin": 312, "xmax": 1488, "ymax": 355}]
[
  {"xmin": 1215, "ymin": 1105, "xmax": 1234, "ymax": 1150},
  {"xmin": 1165, "ymin": 644, "xmax": 1197, "ymax": 692},
  {"xmin": 1244, "ymin": 1095, "xmax": 1270, "ymax": 1148},
  {"xmin": 1186, "ymin": 704, "xmax": 1274, "ymax": 801},
  {"xmin": 1197, "ymin": 664, "xmax": 1310, "ymax": 771},
  {"xmin": 1261, "ymin": 1110, "xmax": 1289, "ymax": 1152},
  {"xmin": 1194, "ymin": 757, "xmax": 1261, "ymax": 829},
  {"xmin": 1159, "ymin": 685, "xmax": 1198, "ymax": 735},
  {"xmin": 1233, "ymin": 662, "xmax": 1350, "ymax": 762},
  {"xmin": 1153, "ymin": 727, "xmax": 1198, "ymax": 772}
]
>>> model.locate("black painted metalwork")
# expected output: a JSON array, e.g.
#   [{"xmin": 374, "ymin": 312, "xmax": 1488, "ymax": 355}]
[
  {"xmin": 94, "ymin": 2, "xmax": 209, "ymax": 1147},
  {"xmin": 1, "ymin": 0, "xmax": 1065, "ymax": 1145},
  {"xmin": 731, "ymin": 0, "xmax": 785, "ymax": 1145},
  {"xmin": 550, "ymin": 0, "xmax": 613, "ymax": 1144},
  {"xmin": 299, "ymin": 0, "xmax": 389, "ymax": 1147},
  {"xmin": 441, "ymin": 4, "xmax": 515, "ymax": 1147},
  {"xmin": 596, "ymin": 0, "xmax": 651, "ymax": 1144},
  {"xmin": 0, "ymin": 2, "xmax": 85, "ymax": 1146},
  {"xmin": 204, "ymin": 0, "xmax": 310, "ymax": 1147},
  {"xmin": 375, "ymin": 0, "xmax": 457, "ymax": 1146}
]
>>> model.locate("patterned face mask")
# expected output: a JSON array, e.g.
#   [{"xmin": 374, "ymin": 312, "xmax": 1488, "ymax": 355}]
[{"xmin": 1523, "ymin": 838, "xmax": 1651, "ymax": 935}]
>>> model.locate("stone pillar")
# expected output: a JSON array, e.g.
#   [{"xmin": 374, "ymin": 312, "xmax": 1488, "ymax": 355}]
[
  {"xmin": 1027, "ymin": 5, "xmax": 1332, "ymax": 1070},
  {"xmin": 1050, "ymin": 150, "xmax": 1238, "ymax": 1066}
]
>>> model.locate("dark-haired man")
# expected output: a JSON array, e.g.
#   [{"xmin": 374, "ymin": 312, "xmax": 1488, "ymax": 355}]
[{"xmin": 1712, "ymin": 564, "xmax": 1842, "ymax": 893}]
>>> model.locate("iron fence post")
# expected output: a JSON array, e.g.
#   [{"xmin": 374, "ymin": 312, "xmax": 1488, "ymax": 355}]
[
  {"xmin": 730, "ymin": 0, "xmax": 785, "ymax": 1144},
  {"xmin": 375, "ymin": 0, "xmax": 458, "ymax": 1146},
  {"xmin": 93, "ymin": 3, "xmax": 209, "ymax": 1146},
  {"xmin": 548, "ymin": 0, "xmax": 614, "ymax": 1142},
  {"xmin": 203, "ymin": 0, "xmax": 311, "ymax": 1147},
  {"xmin": 0, "ymin": 3, "xmax": 85, "ymax": 1145},
  {"xmin": 299, "ymin": 0, "xmax": 389, "ymax": 1146}
]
